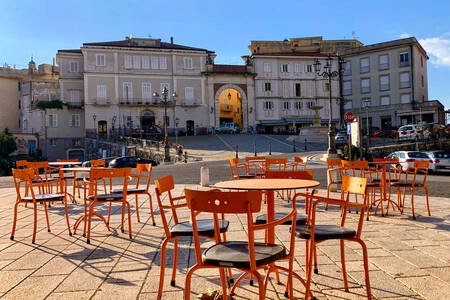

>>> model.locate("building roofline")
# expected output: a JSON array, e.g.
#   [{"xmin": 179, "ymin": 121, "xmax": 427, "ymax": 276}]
[
  {"xmin": 340, "ymin": 37, "xmax": 428, "ymax": 58},
  {"xmin": 251, "ymin": 52, "xmax": 338, "ymax": 58}
]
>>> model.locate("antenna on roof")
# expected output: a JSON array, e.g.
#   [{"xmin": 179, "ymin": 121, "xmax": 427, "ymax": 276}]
[
  {"xmin": 148, "ymin": 34, "xmax": 152, "ymax": 38},
  {"xmin": 351, "ymin": 31, "xmax": 359, "ymax": 40}
]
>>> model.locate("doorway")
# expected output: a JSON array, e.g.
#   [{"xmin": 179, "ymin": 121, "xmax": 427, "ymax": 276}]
[
  {"xmin": 141, "ymin": 110, "xmax": 156, "ymax": 132},
  {"xmin": 219, "ymin": 88, "xmax": 242, "ymax": 131},
  {"xmin": 98, "ymin": 120, "xmax": 107, "ymax": 137},
  {"xmin": 186, "ymin": 120, "xmax": 195, "ymax": 136}
]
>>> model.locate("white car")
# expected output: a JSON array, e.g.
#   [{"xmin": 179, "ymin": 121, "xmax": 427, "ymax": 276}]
[
  {"xmin": 386, "ymin": 151, "xmax": 435, "ymax": 172},
  {"xmin": 424, "ymin": 151, "xmax": 450, "ymax": 171},
  {"xmin": 398, "ymin": 125, "xmax": 423, "ymax": 142}
]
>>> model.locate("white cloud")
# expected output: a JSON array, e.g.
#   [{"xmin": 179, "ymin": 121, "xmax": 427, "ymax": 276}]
[
  {"xmin": 419, "ymin": 34, "xmax": 450, "ymax": 67},
  {"xmin": 399, "ymin": 33, "xmax": 411, "ymax": 39}
]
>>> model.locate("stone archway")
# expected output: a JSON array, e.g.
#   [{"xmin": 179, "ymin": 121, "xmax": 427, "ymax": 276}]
[
  {"xmin": 140, "ymin": 110, "xmax": 155, "ymax": 132},
  {"xmin": 214, "ymin": 84, "xmax": 248, "ymax": 130}
]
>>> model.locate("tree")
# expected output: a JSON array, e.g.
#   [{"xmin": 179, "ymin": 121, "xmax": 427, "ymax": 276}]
[{"xmin": 0, "ymin": 129, "xmax": 17, "ymax": 175}]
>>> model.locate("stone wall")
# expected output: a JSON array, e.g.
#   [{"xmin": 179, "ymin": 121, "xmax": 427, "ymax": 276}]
[{"xmin": 370, "ymin": 139, "xmax": 450, "ymax": 158}]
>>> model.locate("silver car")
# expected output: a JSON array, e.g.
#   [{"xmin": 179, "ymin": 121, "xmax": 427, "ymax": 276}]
[
  {"xmin": 386, "ymin": 151, "xmax": 435, "ymax": 172},
  {"xmin": 425, "ymin": 151, "xmax": 450, "ymax": 171}
]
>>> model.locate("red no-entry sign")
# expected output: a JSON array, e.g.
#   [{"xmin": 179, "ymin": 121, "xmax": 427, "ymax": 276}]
[{"xmin": 344, "ymin": 112, "xmax": 355, "ymax": 123}]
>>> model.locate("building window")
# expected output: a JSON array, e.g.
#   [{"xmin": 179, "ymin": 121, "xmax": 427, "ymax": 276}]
[
  {"xmin": 294, "ymin": 63, "xmax": 302, "ymax": 73},
  {"xmin": 263, "ymin": 63, "xmax": 271, "ymax": 73},
  {"xmin": 46, "ymin": 114, "xmax": 58, "ymax": 127},
  {"xmin": 97, "ymin": 85, "xmax": 107, "ymax": 99},
  {"xmin": 400, "ymin": 72, "xmax": 410, "ymax": 88},
  {"xmin": 400, "ymin": 52, "xmax": 409, "ymax": 66},
  {"xmin": 264, "ymin": 82, "xmax": 271, "ymax": 92},
  {"xmin": 344, "ymin": 99, "xmax": 352, "ymax": 110},
  {"xmin": 123, "ymin": 82, "xmax": 133, "ymax": 101},
  {"xmin": 72, "ymin": 138, "xmax": 81, "ymax": 146},
  {"xmin": 95, "ymin": 54, "xmax": 105, "ymax": 66},
  {"xmin": 294, "ymin": 102, "xmax": 301, "ymax": 110},
  {"xmin": 281, "ymin": 64, "xmax": 289, "ymax": 73},
  {"xmin": 421, "ymin": 56, "xmax": 424, "ymax": 67},
  {"xmin": 142, "ymin": 83, "xmax": 152, "ymax": 100},
  {"xmin": 263, "ymin": 101, "xmax": 273, "ymax": 110},
  {"xmin": 133, "ymin": 56, "xmax": 141, "ymax": 69},
  {"xmin": 380, "ymin": 96, "xmax": 390, "ymax": 106},
  {"xmin": 50, "ymin": 139, "xmax": 57, "ymax": 147},
  {"xmin": 159, "ymin": 57, "xmax": 167, "ymax": 69},
  {"xmin": 124, "ymin": 55, "xmax": 132, "ymax": 69},
  {"xmin": 380, "ymin": 75, "xmax": 390, "ymax": 91},
  {"xmin": 421, "ymin": 75, "xmax": 424, "ymax": 87},
  {"xmin": 323, "ymin": 82, "xmax": 330, "ymax": 92},
  {"xmin": 151, "ymin": 56, "xmax": 158, "ymax": 69},
  {"xmin": 142, "ymin": 56, "xmax": 150, "ymax": 69},
  {"xmin": 343, "ymin": 60, "xmax": 351, "ymax": 75},
  {"xmin": 361, "ymin": 78, "xmax": 371, "ymax": 93},
  {"xmin": 362, "ymin": 98, "xmax": 371, "ymax": 107},
  {"xmin": 305, "ymin": 64, "xmax": 313, "ymax": 73},
  {"xmin": 295, "ymin": 83, "xmax": 301, "ymax": 97},
  {"xmin": 185, "ymin": 87, "xmax": 194, "ymax": 100},
  {"xmin": 183, "ymin": 57, "xmax": 193, "ymax": 69},
  {"xmin": 70, "ymin": 114, "xmax": 81, "ymax": 127},
  {"xmin": 69, "ymin": 61, "xmax": 79, "ymax": 73},
  {"xmin": 401, "ymin": 93, "xmax": 411, "ymax": 103},
  {"xmin": 69, "ymin": 90, "xmax": 80, "ymax": 103},
  {"xmin": 343, "ymin": 81, "xmax": 352, "ymax": 95},
  {"xmin": 283, "ymin": 101, "xmax": 290, "ymax": 110},
  {"xmin": 379, "ymin": 54, "xmax": 389, "ymax": 70},
  {"xmin": 360, "ymin": 57, "xmax": 370, "ymax": 73},
  {"xmin": 308, "ymin": 102, "xmax": 314, "ymax": 109}
]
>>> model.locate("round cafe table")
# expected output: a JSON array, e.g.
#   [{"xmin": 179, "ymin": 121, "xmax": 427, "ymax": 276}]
[
  {"xmin": 213, "ymin": 178, "xmax": 320, "ymax": 295},
  {"xmin": 213, "ymin": 178, "xmax": 320, "ymax": 244}
]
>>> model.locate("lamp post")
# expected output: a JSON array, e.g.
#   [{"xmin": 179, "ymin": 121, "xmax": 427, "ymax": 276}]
[
  {"xmin": 363, "ymin": 99, "xmax": 370, "ymax": 158},
  {"xmin": 112, "ymin": 115, "xmax": 117, "ymax": 138},
  {"xmin": 172, "ymin": 91, "xmax": 178, "ymax": 144},
  {"xmin": 153, "ymin": 87, "xmax": 177, "ymax": 162},
  {"xmin": 314, "ymin": 55, "xmax": 345, "ymax": 157}
]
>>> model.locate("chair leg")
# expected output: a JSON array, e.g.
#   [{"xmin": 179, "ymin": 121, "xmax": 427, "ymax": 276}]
[
  {"xmin": 326, "ymin": 184, "xmax": 331, "ymax": 210},
  {"xmin": 63, "ymin": 196, "xmax": 72, "ymax": 236},
  {"xmin": 158, "ymin": 238, "xmax": 169, "ymax": 300},
  {"xmin": 106, "ymin": 202, "xmax": 112, "ymax": 225},
  {"xmin": 252, "ymin": 271, "xmax": 266, "ymax": 300},
  {"xmin": 219, "ymin": 268, "xmax": 228, "ymax": 300},
  {"xmin": 135, "ymin": 194, "xmax": 140, "ymax": 223},
  {"xmin": 121, "ymin": 202, "xmax": 125, "ymax": 233},
  {"xmin": 171, "ymin": 238, "xmax": 179, "ymax": 286},
  {"xmin": 184, "ymin": 264, "xmax": 201, "ymax": 300},
  {"xmin": 355, "ymin": 238, "xmax": 372, "ymax": 300},
  {"xmin": 87, "ymin": 203, "xmax": 94, "ymax": 244},
  {"xmin": 10, "ymin": 202, "xmax": 19, "ymax": 240},
  {"xmin": 305, "ymin": 239, "xmax": 314, "ymax": 300},
  {"xmin": 424, "ymin": 187, "xmax": 431, "ymax": 216},
  {"xmin": 411, "ymin": 187, "xmax": 416, "ymax": 220},
  {"xmin": 44, "ymin": 203, "xmax": 51, "ymax": 232},
  {"xmin": 340, "ymin": 239, "xmax": 349, "ymax": 291},
  {"xmin": 32, "ymin": 202, "xmax": 38, "ymax": 244},
  {"xmin": 147, "ymin": 192, "xmax": 156, "ymax": 226},
  {"xmin": 126, "ymin": 202, "xmax": 132, "ymax": 239}
]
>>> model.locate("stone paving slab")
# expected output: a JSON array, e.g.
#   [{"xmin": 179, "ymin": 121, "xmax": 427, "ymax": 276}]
[{"xmin": 0, "ymin": 182, "xmax": 449, "ymax": 299}]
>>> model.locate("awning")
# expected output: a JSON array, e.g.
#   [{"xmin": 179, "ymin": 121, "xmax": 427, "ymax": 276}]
[{"xmin": 258, "ymin": 120, "xmax": 288, "ymax": 126}]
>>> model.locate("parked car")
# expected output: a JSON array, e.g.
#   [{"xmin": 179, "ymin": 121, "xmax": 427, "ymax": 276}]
[
  {"xmin": 422, "ymin": 123, "xmax": 445, "ymax": 140},
  {"xmin": 362, "ymin": 127, "xmax": 380, "ymax": 137},
  {"xmin": 386, "ymin": 151, "xmax": 435, "ymax": 172},
  {"xmin": 335, "ymin": 131, "xmax": 349, "ymax": 146},
  {"xmin": 82, "ymin": 157, "xmax": 116, "ymax": 167},
  {"xmin": 215, "ymin": 122, "xmax": 240, "ymax": 134},
  {"xmin": 109, "ymin": 156, "xmax": 158, "ymax": 168},
  {"xmin": 424, "ymin": 151, "xmax": 450, "ymax": 171},
  {"xmin": 381, "ymin": 127, "xmax": 398, "ymax": 138},
  {"xmin": 398, "ymin": 124, "xmax": 423, "ymax": 142}
]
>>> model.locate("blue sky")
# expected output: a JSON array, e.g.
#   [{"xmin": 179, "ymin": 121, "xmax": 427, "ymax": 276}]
[{"xmin": 1, "ymin": 0, "xmax": 449, "ymax": 108}]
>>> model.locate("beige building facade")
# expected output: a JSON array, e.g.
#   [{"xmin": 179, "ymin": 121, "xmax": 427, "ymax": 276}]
[
  {"xmin": 340, "ymin": 37, "xmax": 438, "ymax": 128},
  {"xmin": 0, "ymin": 67, "xmax": 24, "ymax": 132}
]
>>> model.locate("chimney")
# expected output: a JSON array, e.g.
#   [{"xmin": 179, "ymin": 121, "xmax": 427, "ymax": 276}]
[
  {"xmin": 52, "ymin": 57, "xmax": 55, "ymax": 66},
  {"xmin": 170, "ymin": 37, "xmax": 173, "ymax": 44}
]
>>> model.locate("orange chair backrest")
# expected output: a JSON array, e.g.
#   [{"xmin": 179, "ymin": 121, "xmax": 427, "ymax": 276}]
[
  {"xmin": 27, "ymin": 161, "xmax": 49, "ymax": 176},
  {"xmin": 57, "ymin": 159, "xmax": 79, "ymax": 162},
  {"xmin": 154, "ymin": 175, "xmax": 175, "ymax": 194},
  {"xmin": 341, "ymin": 176, "xmax": 367, "ymax": 195},
  {"xmin": 265, "ymin": 170, "xmax": 313, "ymax": 180},
  {"xmin": 327, "ymin": 158, "xmax": 342, "ymax": 168},
  {"xmin": 341, "ymin": 160, "xmax": 369, "ymax": 177},
  {"xmin": 414, "ymin": 160, "xmax": 429, "ymax": 169},
  {"xmin": 265, "ymin": 158, "xmax": 288, "ymax": 171},
  {"xmin": 88, "ymin": 167, "xmax": 131, "ymax": 197},
  {"xmin": 245, "ymin": 156, "xmax": 265, "ymax": 163},
  {"xmin": 12, "ymin": 168, "xmax": 36, "ymax": 200},
  {"xmin": 373, "ymin": 158, "xmax": 399, "ymax": 163},
  {"xmin": 185, "ymin": 189, "xmax": 263, "ymax": 214},
  {"xmin": 91, "ymin": 159, "xmax": 105, "ymax": 167},
  {"xmin": 16, "ymin": 160, "xmax": 28, "ymax": 168},
  {"xmin": 135, "ymin": 163, "xmax": 152, "ymax": 191},
  {"xmin": 229, "ymin": 158, "xmax": 238, "ymax": 165}
]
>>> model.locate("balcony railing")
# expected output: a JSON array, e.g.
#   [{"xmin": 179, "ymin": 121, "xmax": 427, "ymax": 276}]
[
  {"xmin": 65, "ymin": 101, "xmax": 84, "ymax": 108},
  {"xmin": 91, "ymin": 98, "xmax": 110, "ymax": 105}
]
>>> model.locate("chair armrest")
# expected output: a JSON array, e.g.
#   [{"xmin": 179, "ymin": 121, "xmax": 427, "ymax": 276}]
[
  {"xmin": 294, "ymin": 192, "xmax": 365, "ymax": 210},
  {"xmin": 253, "ymin": 209, "xmax": 297, "ymax": 231},
  {"xmin": 172, "ymin": 195, "xmax": 186, "ymax": 201}
]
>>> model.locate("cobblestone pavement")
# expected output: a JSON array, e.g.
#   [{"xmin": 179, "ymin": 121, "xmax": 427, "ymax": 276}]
[{"xmin": 0, "ymin": 176, "xmax": 449, "ymax": 299}]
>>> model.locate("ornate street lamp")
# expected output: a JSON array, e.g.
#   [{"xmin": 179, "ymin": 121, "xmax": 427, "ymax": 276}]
[
  {"xmin": 314, "ymin": 55, "xmax": 345, "ymax": 157},
  {"xmin": 153, "ymin": 87, "xmax": 177, "ymax": 162},
  {"xmin": 112, "ymin": 115, "xmax": 117, "ymax": 138}
]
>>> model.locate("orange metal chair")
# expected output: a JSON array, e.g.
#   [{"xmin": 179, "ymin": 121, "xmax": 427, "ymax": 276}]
[
  {"xmin": 73, "ymin": 167, "xmax": 132, "ymax": 244},
  {"xmin": 287, "ymin": 156, "xmax": 307, "ymax": 171},
  {"xmin": 154, "ymin": 176, "xmax": 230, "ymax": 300},
  {"xmin": 229, "ymin": 158, "xmax": 254, "ymax": 180},
  {"xmin": 264, "ymin": 157, "xmax": 288, "ymax": 173},
  {"xmin": 245, "ymin": 156, "xmax": 266, "ymax": 177},
  {"xmin": 390, "ymin": 160, "xmax": 430, "ymax": 219},
  {"xmin": 11, "ymin": 168, "xmax": 72, "ymax": 244},
  {"xmin": 73, "ymin": 159, "xmax": 106, "ymax": 199},
  {"xmin": 295, "ymin": 176, "xmax": 371, "ymax": 300},
  {"xmin": 111, "ymin": 163, "xmax": 156, "ymax": 225},
  {"xmin": 27, "ymin": 161, "xmax": 60, "ymax": 194},
  {"xmin": 326, "ymin": 158, "xmax": 343, "ymax": 204},
  {"xmin": 16, "ymin": 160, "xmax": 28, "ymax": 169},
  {"xmin": 184, "ymin": 189, "xmax": 298, "ymax": 300},
  {"xmin": 56, "ymin": 159, "xmax": 79, "ymax": 202}
]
